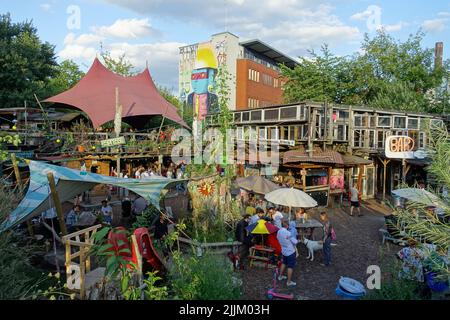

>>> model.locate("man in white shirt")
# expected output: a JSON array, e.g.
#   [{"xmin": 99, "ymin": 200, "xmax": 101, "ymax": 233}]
[
  {"xmin": 276, "ymin": 219, "xmax": 298, "ymax": 287},
  {"xmin": 101, "ymin": 200, "xmax": 113, "ymax": 225},
  {"xmin": 141, "ymin": 168, "xmax": 150, "ymax": 179},
  {"xmin": 268, "ymin": 207, "xmax": 283, "ymax": 228},
  {"xmin": 350, "ymin": 185, "xmax": 362, "ymax": 217}
]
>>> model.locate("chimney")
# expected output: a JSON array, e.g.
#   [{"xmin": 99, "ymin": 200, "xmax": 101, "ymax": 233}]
[{"xmin": 435, "ymin": 42, "xmax": 443, "ymax": 69}]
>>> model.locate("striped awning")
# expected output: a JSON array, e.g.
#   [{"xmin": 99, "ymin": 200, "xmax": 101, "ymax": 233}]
[
  {"xmin": 283, "ymin": 147, "xmax": 344, "ymax": 165},
  {"xmin": 0, "ymin": 160, "xmax": 179, "ymax": 233}
]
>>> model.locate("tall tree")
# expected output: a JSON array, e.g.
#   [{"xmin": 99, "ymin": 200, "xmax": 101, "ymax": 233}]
[
  {"xmin": 0, "ymin": 13, "xmax": 57, "ymax": 108},
  {"xmin": 281, "ymin": 30, "xmax": 450, "ymax": 114},
  {"xmin": 47, "ymin": 60, "xmax": 85, "ymax": 95}
]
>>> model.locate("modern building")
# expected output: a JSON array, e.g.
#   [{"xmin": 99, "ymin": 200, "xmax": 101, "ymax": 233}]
[{"xmin": 178, "ymin": 32, "xmax": 297, "ymax": 121}]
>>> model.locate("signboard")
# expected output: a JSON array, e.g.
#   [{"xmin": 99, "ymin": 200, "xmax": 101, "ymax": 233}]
[
  {"xmin": 385, "ymin": 136, "xmax": 415, "ymax": 159},
  {"xmin": 258, "ymin": 139, "xmax": 296, "ymax": 146},
  {"xmin": 100, "ymin": 136, "xmax": 125, "ymax": 148}
]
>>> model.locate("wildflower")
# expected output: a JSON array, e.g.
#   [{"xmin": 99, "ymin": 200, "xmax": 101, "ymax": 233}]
[
  {"xmin": 54, "ymin": 272, "xmax": 60, "ymax": 279},
  {"xmin": 49, "ymin": 295, "xmax": 56, "ymax": 300},
  {"xmin": 70, "ymin": 293, "xmax": 76, "ymax": 300},
  {"xmin": 63, "ymin": 283, "xmax": 68, "ymax": 289},
  {"xmin": 48, "ymin": 272, "xmax": 52, "ymax": 278}
]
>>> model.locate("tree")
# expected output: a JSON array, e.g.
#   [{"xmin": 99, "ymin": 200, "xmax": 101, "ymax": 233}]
[
  {"xmin": 47, "ymin": 60, "xmax": 85, "ymax": 95},
  {"xmin": 100, "ymin": 51, "xmax": 135, "ymax": 76},
  {"xmin": 281, "ymin": 30, "xmax": 450, "ymax": 114},
  {"xmin": 0, "ymin": 13, "xmax": 57, "ymax": 108}
]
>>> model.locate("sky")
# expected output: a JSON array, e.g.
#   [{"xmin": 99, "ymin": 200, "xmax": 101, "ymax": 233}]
[{"xmin": 2, "ymin": 0, "xmax": 450, "ymax": 93}]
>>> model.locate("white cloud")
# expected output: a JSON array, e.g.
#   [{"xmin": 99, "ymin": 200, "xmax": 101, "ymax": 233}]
[
  {"xmin": 379, "ymin": 22, "xmax": 408, "ymax": 32},
  {"xmin": 422, "ymin": 18, "xmax": 448, "ymax": 32},
  {"xmin": 350, "ymin": 5, "xmax": 381, "ymax": 21},
  {"xmin": 40, "ymin": 3, "xmax": 52, "ymax": 12},
  {"xmin": 437, "ymin": 12, "xmax": 450, "ymax": 17},
  {"xmin": 93, "ymin": 18, "xmax": 160, "ymax": 39}
]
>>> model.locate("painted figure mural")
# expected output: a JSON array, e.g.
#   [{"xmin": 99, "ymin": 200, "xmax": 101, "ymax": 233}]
[{"xmin": 187, "ymin": 43, "xmax": 219, "ymax": 121}]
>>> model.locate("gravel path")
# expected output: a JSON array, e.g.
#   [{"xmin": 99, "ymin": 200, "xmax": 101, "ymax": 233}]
[{"xmin": 241, "ymin": 201, "xmax": 400, "ymax": 300}]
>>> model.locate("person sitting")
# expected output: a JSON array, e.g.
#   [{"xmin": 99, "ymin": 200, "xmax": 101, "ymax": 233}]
[
  {"xmin": 101, "ymin": 200, "xmax": 113, "ymax": 225},
  {"xmin": 245, "ymin": 199, "xmax": 257, "ymax": 216},
  {"xmin": 132, "ymin": 196, "xmax": 148, "ymax": 216},
  {"xmin": 66, "ymin": 205, "xmax": 80, "ymax": 233},
  {"xmin": 153, "ymin": 213, "xmax": 169, "ymax": 257},
  {"xmin": 250, "ymin": 207, "xmax": 265, "ymax": 225}
]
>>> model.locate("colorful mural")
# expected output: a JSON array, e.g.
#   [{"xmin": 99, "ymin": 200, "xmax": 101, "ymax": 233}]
[
  {"xmin": 186, "ymin": 42, "xmax": 219, "ymax": 121},
  {"xmin": 330, "ymin": 169, "xmax": 345, "ymax": 190}
]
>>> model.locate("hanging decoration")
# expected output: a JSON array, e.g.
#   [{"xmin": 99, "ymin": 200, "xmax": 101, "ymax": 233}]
[{"xmin": 198, "ymin": 181, "xmax": 215, "ymax": 197}]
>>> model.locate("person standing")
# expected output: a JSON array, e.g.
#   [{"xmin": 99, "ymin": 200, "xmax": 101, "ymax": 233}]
[
  {"xmin": 268, "ymin": 207, "xmax": 283, "ymax": 228},
  {"xmin": 276, "ymin": 219, "xmax": 298, "ymax": 287},
  {"xmin": 66, "ymin": 205, "xmax": 80, "ymax": 233},
  {"xmin": 350, "ymin": 185, "xmax": 362, "ymax": 217},
  {"xmin": 235, "ymin": 214, "xmax": 251, "ymax": 261},
  {"xmin": 319, "ymin": 212, "xmax": 332, "ymax": 267},
  {"xmin": 101, "ymin": 200, "xmax": 113, "ymax": 225},
  {"xmin": 250, "ymin": 207, "xmax": 265, "ymax": 225}
]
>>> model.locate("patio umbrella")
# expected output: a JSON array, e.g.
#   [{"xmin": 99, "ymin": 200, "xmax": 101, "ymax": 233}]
[
  {"xmin": 246, "ymin": 219, "xmax": 279, "ymax": 245},
  {"xmin": 392, "ymin": 188, "xmax": 443, "ymax": 207},
  {"xmin": 236, "ymin": 176, "xmax": 280, "ymax": 195},
  {"xmin": 265, "ymin": 187, "xmax": 318, "ymax": 208}
]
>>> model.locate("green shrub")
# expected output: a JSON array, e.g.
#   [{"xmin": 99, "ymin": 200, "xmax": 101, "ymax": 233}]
[
  {"xmin": 132, "ymin": 205, "xmax": 159, "ymax": 230},
  {"xmin": 169, "ymin": 250, "xmax": 242, "ymax": 300}
]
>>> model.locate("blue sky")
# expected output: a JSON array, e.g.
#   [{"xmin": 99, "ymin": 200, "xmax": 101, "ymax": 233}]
[{"xmin": 2, "ymin": 0, "xmax": 450, "ymax": 91}]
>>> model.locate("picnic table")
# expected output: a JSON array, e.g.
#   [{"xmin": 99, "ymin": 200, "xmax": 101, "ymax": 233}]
[
  {"xmin": 295, "ymin": 219, "xmax": 323, "ymax": 240},
  {"xmin": 248, "ymin": 245, "xmax": 275, "ymax": 269}
]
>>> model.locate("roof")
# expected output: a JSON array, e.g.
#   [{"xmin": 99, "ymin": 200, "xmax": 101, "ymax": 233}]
[
  {"xmin": 342, "ymin": 155, "xmax": 373, "ymax": 166},
  {"xmin": 0, "ymin": 160, "xmax": 180, "ymax": 232},
  {"xmin": 43, "ymin": 58, "xmax": 188, "ymax": 129},
  {"xmin": 283, "ymin": 147, "xmax": 344, "ymax": 165},
  {"xmin": 240, "ymin": 39, "xmax": 298, "ymax": 69}
]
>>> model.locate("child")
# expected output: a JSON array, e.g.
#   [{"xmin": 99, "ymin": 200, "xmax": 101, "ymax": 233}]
[{"xmin": 101, "ymin": 200, "xmax": 113, "ymax": 225}]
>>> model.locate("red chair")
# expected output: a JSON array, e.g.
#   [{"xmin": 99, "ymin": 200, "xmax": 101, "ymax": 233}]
[
  {"xmin": 107, "ymin": 227, "xmax": 134, "ymax": 269},
  {"xmin": 132, "ymin": 228, "xmax": 165, "ymax": 273}
]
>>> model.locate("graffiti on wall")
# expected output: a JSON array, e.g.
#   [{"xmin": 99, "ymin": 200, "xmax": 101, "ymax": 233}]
[{"xmin": 186, "ymin": 42, "xmax": 219, "ymax": 121}]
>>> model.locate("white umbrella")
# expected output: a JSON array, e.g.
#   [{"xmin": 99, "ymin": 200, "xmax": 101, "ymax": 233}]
[
  {"xmin": 265, "ymin": 187, "xmax": 318, "ymax": 216},
  {"xmin": 392, "ymin": 188, "xmax": 443, "ymax": 207}
]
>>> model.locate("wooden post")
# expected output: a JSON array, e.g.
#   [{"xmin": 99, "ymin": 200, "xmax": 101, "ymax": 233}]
[
  {"xmin": 347, "ymin": 106, "xmax": 353, "ymax": 154},
  {"xmin": 357, "ymin": 164, "xmax": 364, "ymax": 195},
  {"xmin": 47, "ymin": 172, "xmax": 68, "ymax": 236},
  {"xmin": 381, "ymin": 159, "xmax": 391, "ymax": 200},
  {"xmin": 11, "ymin": 154, "xmax": 34, "ymax": 236},
  {"xmin": 402, "ymin": 159, "xmax": 407, "ymax": 184},
  {"xmin": 79, "ymin": 248, "xmax": 86, "ymax": 300}
]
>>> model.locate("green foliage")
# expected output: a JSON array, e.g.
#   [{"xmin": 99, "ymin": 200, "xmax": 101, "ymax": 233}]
[
  {"xmin": 169, "ymin": 250, "xmax": 241, "ymax": 300},
  {"xmin": 132, "ymin": 205, "xmax": 159, "ymax": 229},
  {"xmin": 0, "ymin": 133, "xmax": 21, "ymax": 161},
  {"xmin": 47, "ymin": 60, "xmax": 85, "ymax": 95},
  {"xmin": 0, "ymin": 13, "xmax": 57, "ymax": 108},
  {"xmin": 101, "ymin": 50, "xmax": 135, "ymax": 76},
  {"xmin": 364, "ymin": 253, "xmax": 429, "ymax": 300},
  {"xmin": 282, "ymin": 30, "xmax": 450, "ymax": 114},
  {"xmin": 143, "ymin": 271, "xmax": 168, "ymax": 300},
  {"xmin": 393, "ymin": 125, "xmax": 450, "ymax": 279}
]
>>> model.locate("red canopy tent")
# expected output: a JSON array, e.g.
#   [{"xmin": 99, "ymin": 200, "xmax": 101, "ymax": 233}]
[{"xmin": 44, "ymin": 58, "xmax": 188, "ymax": 129}]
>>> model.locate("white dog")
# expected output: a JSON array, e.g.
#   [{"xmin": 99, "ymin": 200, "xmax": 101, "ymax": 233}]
[{"xmin": 303, "ymin": 238, "xmax": 323, "ymax": 261}]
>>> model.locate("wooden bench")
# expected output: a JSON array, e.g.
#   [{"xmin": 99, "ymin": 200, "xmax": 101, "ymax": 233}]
[
  {"xmin": 379, "ymin": 228, "xmax": 407, "ymax": 246},
  {"xmin": 249, "ymin": 246, "xmax": 274, "ymax": 269}
]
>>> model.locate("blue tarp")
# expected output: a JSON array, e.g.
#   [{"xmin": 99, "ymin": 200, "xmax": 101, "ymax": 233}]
[{"xmin": 0, "ymin": 160, "xmax": 179, "ymax": 232}]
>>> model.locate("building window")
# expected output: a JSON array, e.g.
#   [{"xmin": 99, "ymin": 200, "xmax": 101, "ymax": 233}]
[
  {"xmin": 267, "ymin": 127, "xmax": 279, "ymax": 140},
  {"xmin": 368, "ymin": 130, "xmax": 376, "ymax": 149},
  {"xmin": 242, "ymin": 111, "xmax": 250, "ymax": 122},
  {"xmin": 354, "ymin": 114, "xmax": 368, "ymax": 127},
  {"xmin": 419, "ymin": 132, "xmax": 426, "ymax": 148},
  {"xmin": 280, "ymin": 126, "xmax": 288, "ymax": 140},
  {"xmin": 289, "ymin": 126, "xmax": 295, "ymax": 141},
  {"xmin": 258, "ymin": 127, "xmax": 266, "ymax": 140},
  {"xmin": 234, "ymin": 112, "xmax": 241, "ymax": 123},
  {"xmin": 377, "ymin": 116, "xmax": 391, "ymax": 128},
  {"xmin": 338, "ymin": 110, "xmax": 349, "ymax": 119},
  {"xmin": 335, "ymin": 124, "xmax": 347, "ymax": 141},
  {"xmin": 237, "ymin": 127, "xmax": 244, "ymax": 140},
  {"xmin": 377, "ymin": 131, "xmax": 384, "ymax": 149},
  {"xmin": 264, "ymin": 109, "xmax": 279, "ymax": 121},
  {"xmin": 248, "ymin": 69, "xmax": 260, "ymax": 82},
  {"xmin": 369, "ymin": 116, "xmax": 377, "ymax": 128},
  {"xmin": 251, "ymin": 110, "xmax": 262, "ymax": 121},
  {"xmin": 393, "ymin": 116, "xmax": 407, "ymax": 129},
  {"xmin": 274, "ymin": 78, "xmax": 279, "ymax": 88},
  {"xmin": 407, "ymin": 118, "xmax": 419, "ymax": 130},
  {"xmin": 280, "ymin": 106, "xmax": 297, "ymax": 120},
  {"xmin": 354, "ymin": 130, "xmax": 362, "ymax": 147},
  {"xmin": 262, "ymin": 73, "xmax": 273, "ymax": 86}
]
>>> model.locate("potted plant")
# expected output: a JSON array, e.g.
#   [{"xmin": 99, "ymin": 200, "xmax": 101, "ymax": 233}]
[{"xmin": 423, "ymin": 251, "xmax": 449, "ymax": 293}]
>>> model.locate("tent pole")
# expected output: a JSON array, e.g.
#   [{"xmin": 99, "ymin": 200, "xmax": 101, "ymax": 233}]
[{"xmin": 47, "ymin": 172, "xmax": 68, "ymax": 236}]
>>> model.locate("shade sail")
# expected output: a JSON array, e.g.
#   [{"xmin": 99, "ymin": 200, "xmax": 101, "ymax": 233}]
[
  {"xmin": 0, "ymin": 160, "xmax": 179, "ymax": 233},
  {"xmin": 43, "ymin": 58, "xmax": 188, "ymax": 129}
]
